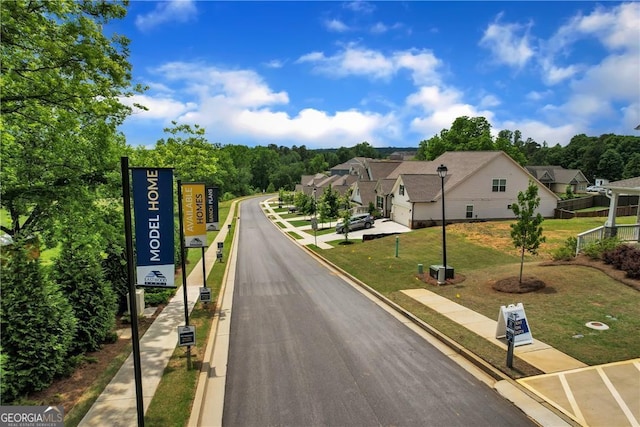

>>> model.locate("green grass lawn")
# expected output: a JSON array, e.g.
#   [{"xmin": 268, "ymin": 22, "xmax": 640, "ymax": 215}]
[{"xmin": 318, "ymin": 217, "xmax": 640, "ymax": 370}]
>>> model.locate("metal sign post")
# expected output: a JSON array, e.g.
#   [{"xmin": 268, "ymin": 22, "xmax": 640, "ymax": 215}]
[
  {"xmin": 121, "ymin": 157, "xmax": 145, "ymax": 427},
  {"xmin": 176, "ymin": 180, "xmax": 192, "ymax": 369}
]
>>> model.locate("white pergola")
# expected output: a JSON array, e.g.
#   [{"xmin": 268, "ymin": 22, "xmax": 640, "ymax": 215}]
[{"xmin": 604, "ymin": 176, "xmax": 640, "ymax": 234}]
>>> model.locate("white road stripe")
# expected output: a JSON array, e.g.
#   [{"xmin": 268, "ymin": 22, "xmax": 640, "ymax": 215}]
[
  {"xmin": 559, "ymin": 373, "xmax": 587, "ymax": 426},
  {"xmin": 596, "ymin": 366, "xmax": 640, "ymax": 427}
]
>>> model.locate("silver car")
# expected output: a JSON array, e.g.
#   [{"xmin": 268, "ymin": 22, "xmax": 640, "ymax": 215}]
[{"xmin": 336, "ymin": 213, "xmax": 375, "ymax": 234}]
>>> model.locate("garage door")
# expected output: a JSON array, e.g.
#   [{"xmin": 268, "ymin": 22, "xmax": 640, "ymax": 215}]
[{"xmin": 392, "ymin": 204, "xmax": 411, "ymax": 228}]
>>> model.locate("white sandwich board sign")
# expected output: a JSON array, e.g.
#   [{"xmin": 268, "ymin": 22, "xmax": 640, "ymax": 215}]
[{"xmin": 496, "ymin": 303, "xmax": 533, "ymax": 346}]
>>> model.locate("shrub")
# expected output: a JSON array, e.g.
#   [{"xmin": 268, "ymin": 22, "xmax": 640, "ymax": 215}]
[
  {"xmin": 602, "ymin": 244, "xmax": 634, "ymax": 269},
  {"xmin": 622, "ymin": 255, "xmax": 640, "ymax": 279},
  {"xmin": 144, "ymin": 287, "xmax": 176, "ymax": 306},
  {"xmin": 601, "ymin": 244, "xmax": 640, "ymax": 279},
  {"xmin": 53, "ymin": 239, "xmax": 116, "ymax": 355},
  {"xmin": 1, "ymin": 237, "xmax": 76, "ymax": 403},
  {"xmin": 102, "ymin": 244, "xmax": 129, "ymax": 315},
  {"xmin": 582, "ymin": 237, "xmax": 620, "ymax": 259},
  {"xmin": 552, "ymin": 236, "xmax": 577, "ymax": 261}
]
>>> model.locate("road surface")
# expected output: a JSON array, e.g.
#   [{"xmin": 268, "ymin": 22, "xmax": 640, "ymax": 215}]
[{"xmin": 222, "ymin": 196, "xmax": 533, "ymax": 426}]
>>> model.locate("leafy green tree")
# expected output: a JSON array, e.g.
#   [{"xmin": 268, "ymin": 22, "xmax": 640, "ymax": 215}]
[
  {"xmin": 1, "ymin": 237, "xmax": 76, "ymax": 403},
  {"xmin": 443, "ymin": 116, "xmax": 494, "ymax": 151},
  {"xmin": 308, "ymin": 154, "xmax": 329, "ymax": 174},
  {"xmin": 338, "ymin": 194, "xmax": 353, "ymax": 242},
  {"xmin": 322, "ymin": 185, "xmax": 341, "ymax": 220},
  {"xmin": 597, "ymin": 149, "xmax": 625, "ymax": 181},
  {"xmin": 353, "ymin": 142, "xmax": 379, "ymax": 159},
  {"xmin": 417, "ymin": 134, "xmax": 446, "ymax": 161},
  {"xmin": 623, "ymin": 153, "xmax": 640, "ymax": 179},
  {"xmin": 133, "ymin": 122, "xmax": 223, "ymax": 185},
  {"xmin": 336, "ymin": 146, "xmax": 354, "ymax": 163},
  {"xmin": 251, "ymin": 146, "xmax": 280, "ymax": 191},
  {"xmin": 510, "ymin": 181, "xmax": 546, "ymax": 284},
  {"xmin": 1, "ymin": 0, "xmax": 140, "ymax": 242},
  {"xmin": 495, "ymin": 129, "xmax": 527, "ymax": 165}
]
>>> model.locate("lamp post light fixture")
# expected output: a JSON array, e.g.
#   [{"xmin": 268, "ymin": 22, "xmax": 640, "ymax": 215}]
[
  {"xmin": 312, "ymin": 187, "xmax": 318, "ymax": 247},
  {"xmin": 436, "ymin": 164, "xmax": 453, "ymax": 284}
]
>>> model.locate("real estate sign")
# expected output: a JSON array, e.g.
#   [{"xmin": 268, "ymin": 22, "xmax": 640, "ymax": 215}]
[
  {"xmin": 182, "ymin": 182, "xmax": 207, "ymax": 247},
  {"xmin": 496, "ymin": 303, "xmax": 533, "ymax": 346},
  {"xmin": 206, "ymin": 186, "xmax": 219, "ymax": 230},
  {"xmin": 132, "ymin": 168, "xmax": 175, "ymax": 287}
]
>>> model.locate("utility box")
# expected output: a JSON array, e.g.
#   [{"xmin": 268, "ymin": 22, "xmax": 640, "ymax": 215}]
[
  {"xmin": 127, "ymin": 289, "xmax": 145, "ymax": 317},
  {"xmin": 429, "ymin": 265, "xmax": 454, "ymax": 284}
]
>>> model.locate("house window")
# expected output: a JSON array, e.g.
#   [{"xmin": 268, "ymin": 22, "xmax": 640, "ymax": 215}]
[
  {"xmin": 492, "ymin": 178, "xmax": 506, "ymax": 192},
  {"xmin": 466, "ymin": 205, "xmax": 474, "ymax": 219},
  {"xmin": 399, "ymin": 185, "xmax": 405, "ymax": 196},
  {"xmin": 376, "ymin": 195, "xmax": 383, "ymax": 210}
]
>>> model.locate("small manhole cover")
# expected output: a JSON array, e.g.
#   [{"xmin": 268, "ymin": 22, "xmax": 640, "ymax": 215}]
[{"xmin": 585, "ymin": 321, "xmax": 609, "ymax": 330}]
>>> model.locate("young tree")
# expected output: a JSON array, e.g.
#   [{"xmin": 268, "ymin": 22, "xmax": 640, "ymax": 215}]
[{"xmin": 510, "ymin": 181, "xmax": 546, "ymax": 283}]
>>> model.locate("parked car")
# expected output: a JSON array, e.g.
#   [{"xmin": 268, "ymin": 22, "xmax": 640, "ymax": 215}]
[
  {"xmin": 586, "ymin": 185, "xmax": 607, "ymax": 193},
  {"xmin": 335, "ymin": 213, "xmax": 375, "ymax": 234}
]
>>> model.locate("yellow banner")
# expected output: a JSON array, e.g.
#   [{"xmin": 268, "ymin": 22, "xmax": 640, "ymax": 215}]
[{"xmin": 181, "ymin": 183, "xmax": 207, "ymax": 247}]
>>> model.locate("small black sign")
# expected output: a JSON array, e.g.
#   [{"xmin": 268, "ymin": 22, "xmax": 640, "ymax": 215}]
[
  {"xmin": 200, "ymin": 287, "xmax": 211, "ymax": 303},
  {"xmin": 178, "ymin": 325, "xmax": 195, "ymax": 346}
]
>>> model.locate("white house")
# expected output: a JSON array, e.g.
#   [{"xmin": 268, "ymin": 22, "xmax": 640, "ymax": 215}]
[{"xmin": 388, "ymin": 151, "xmax": 559, "ymax": 229}]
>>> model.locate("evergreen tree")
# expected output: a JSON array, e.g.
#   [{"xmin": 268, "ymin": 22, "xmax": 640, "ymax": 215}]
[{"xmin": 0, "ymin": 237, "xmax": 76, "ymax": 403}]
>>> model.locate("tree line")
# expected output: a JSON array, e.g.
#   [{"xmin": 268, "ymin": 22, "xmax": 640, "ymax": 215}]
[
  {"xmin": 416, "ymin": 116, "xmax": 640, "ymax": 182},
  {"xmin": 1, "ymin": 0, "xmax": 639, "ymax": 404}
]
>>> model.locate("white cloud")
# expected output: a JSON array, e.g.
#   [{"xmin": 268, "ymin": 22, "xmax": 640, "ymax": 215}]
[
  {"xmin": 370, "ymin": 22, "xmax": 388, "ymax": 34},
  {"xmin": 343, "ymin": 1, "xmax": 375, "ymax": 14},
  {"xmin": 526, "ymin": 90, "xmax": 552, "ymax": 101},
  {"xmin": 324, "ymin": 19, "xmax": 350, "ymax": 32},
  {"xmin": 135, "ymin": 0, "xmax": 197, "ymax": 32},
  {"xmin": 479, "ymin": 14, "xmax": 534, "ymax": 68},
  {"xmin": 538, "ymin": 3, "xmax": 640, "ymax": 130},
  {"xmin": 497, "ymin": 119, "xmax": 578, "ymax": 146},
  {"xmin": 120, "ymin": 94, "xmax": 197, "ymax": 121},
  {"xmin": 264, "ymin": 59, "xmax": 285, "ymax": 69},
  {"xmin": 133, "ymin": 61, "xmax": 400, "ymax": 147},
  {"xmin": 406, "ymin": 86, "xmax": 495, "ymax": 138},
  {"xmin": 479, "ymin": 94, "xmax": 501, "ymax": 108},
  {"xmin": 540, "ymin": 3, "xmax": 639, "ymax": 85},
  {"xmin": 296, "ymin": 44, "xmax": 441, "ymax": 84}
]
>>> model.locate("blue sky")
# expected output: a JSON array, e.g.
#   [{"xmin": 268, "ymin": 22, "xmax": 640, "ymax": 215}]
[{"xmin": 113, "ymin": 1, "xmax": 640, "ymax": 149}]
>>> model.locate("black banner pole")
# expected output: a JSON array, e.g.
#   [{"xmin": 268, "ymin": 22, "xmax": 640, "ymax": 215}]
[
  {"xmin": 121, "ymin": 156, "xmax": 145, "ymax": 427},
  {"xmin": 201, "ymin": 246, "xmax": 207, "ymax": 289},
  {"xmin": 176, "ymin": 180, "xmax": 191, "ymax": 368}
]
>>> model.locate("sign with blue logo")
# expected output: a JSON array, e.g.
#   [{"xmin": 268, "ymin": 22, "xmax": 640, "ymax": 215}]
[
  {"xmin": 496, "ymin": 303, "xmax": 533, "ymax": 346},
  {"xmin": 206, "ymin": 186, "xmax": 219, "ymax": 230},
  {"xmin": 132, "ymin": 168, "xmax": 175, "ymax": 287}
]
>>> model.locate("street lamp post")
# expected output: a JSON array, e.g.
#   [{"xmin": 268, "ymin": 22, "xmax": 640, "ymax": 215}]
[
  {"xmin": 313, "ymin": 187, "xmax": 317, "ymax": 247},
  {"xmin": 436, "ymin": 164, "xmax": 453, "ymax": 283}
]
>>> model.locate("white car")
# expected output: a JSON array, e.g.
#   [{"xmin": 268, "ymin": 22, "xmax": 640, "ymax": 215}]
[{"xmin": 586, "ymin": 185, "xmax": 606, "ymax": 193}]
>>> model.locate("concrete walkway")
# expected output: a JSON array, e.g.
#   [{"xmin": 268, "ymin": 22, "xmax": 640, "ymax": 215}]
[
  {"xmin": 400, "ymin": 288, "xmax": 587, "ymax": 374},
  {"xmin": 78, "ymin": 201, "xmax": 237, "ymax": 427}
]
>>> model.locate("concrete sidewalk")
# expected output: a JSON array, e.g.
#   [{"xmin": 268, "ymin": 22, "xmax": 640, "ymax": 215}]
[
  {"xmin": 400, "ymin": 288, "xmax": 587, "ymax": 374},
  {"xmin": 78, "ymin": 201, "xmax": 237, "ymax": 427}
]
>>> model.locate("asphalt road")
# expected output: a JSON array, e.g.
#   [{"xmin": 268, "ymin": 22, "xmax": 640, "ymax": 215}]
[{"xmin": 222, "ymin": 196, "xmax": 534, "ymax": 426}]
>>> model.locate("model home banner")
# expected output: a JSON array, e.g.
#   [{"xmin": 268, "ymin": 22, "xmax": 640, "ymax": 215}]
[
  {"xmin": 182, "ymin": 182, "xmax": 207, "ymax": 247},
  {"xmin": 206, "ymin": 186, "xmax": 219, "ymax": 230},
  {"xmin": 132, "ymin": 168, "xmax": 175, "ymax": 287}
]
